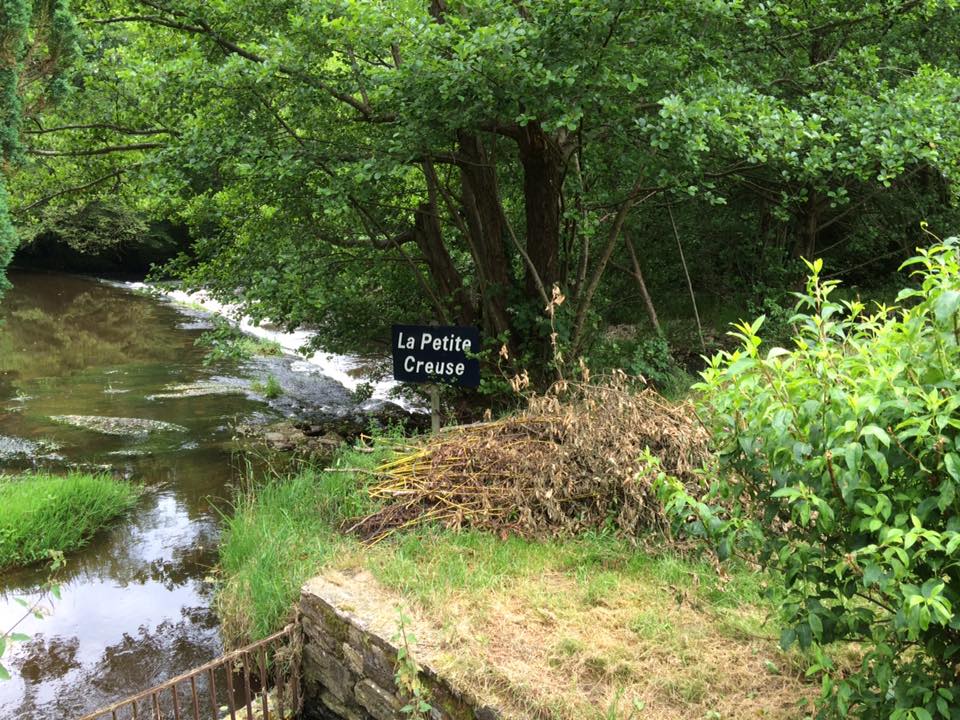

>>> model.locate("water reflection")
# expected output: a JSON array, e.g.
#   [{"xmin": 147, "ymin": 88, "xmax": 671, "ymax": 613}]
[
  {"xmin": 0, "ymin": 271, "xmax": 280, "ymax": 720},
  {"xmin": 5, "ymin": 608, "xmax": 221, "ymax": 719},
  {"xmin": 0, "ymin": 279, "xmax": 183, "ymax": 380}
]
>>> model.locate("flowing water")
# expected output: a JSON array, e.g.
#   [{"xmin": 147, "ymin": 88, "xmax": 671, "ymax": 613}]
[{"xmin": 0, "ymin": 272, "xmax": 354, "ymax": 720}]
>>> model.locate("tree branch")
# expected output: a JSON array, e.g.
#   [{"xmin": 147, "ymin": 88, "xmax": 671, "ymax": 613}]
[
  {"xmin": 774, "ymin": 0, "xmax": 923, "ymax": 42},
  {"xmin": 668, "ymin": 202, "xmax": 705, "ymax": 351},
  {"xmin": 14, "ymin": 166, "xmax": 136, "ymax": 214},
  {"xmin": 571, "ymin": 185, "xmax": 658, "ymax": 355},
  {"xmin": 24, "ymin": 123, "xmax": 179, "ymax": 137},
  {"xmin": 26, "ymin": 143, "xmax": 163, "ymax": 156},
  {"xmin": 96, "ymin": 6, "xmax": 383, "ymax": 121},
  {"xmin": 625, "ymin": 233, "xmax": 662, "ymax": 336}
]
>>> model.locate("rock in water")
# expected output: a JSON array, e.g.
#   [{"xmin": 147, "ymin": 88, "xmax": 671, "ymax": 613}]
[
  {"xmin": 146, "ymin": 381, "xmax": 246, "ymax": 400},
  {"xmin": 0, "ymin": 435, "xmax": 61, "ymax": 460},
  {"xmin": 51, "ymin": 415, "xmax": 189, "ymax": 436}
]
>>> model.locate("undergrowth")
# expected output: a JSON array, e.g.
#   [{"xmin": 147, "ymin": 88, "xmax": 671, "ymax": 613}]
[
  {"xmin": 216, "ymin": 436, "xmax": 827, "ymax": 718},
  {"xmin": 217, "ymin": 437, "xmax": 772, "ymax": 646},
  {"xmin": 195, "ymin": 317, "xmax": 283, "ymax": 365}
]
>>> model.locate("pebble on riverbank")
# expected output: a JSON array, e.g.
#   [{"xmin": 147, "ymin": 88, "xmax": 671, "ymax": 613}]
[{"xmin": 235, "ymin": 421, "xmax": 346, "ymax": 459}]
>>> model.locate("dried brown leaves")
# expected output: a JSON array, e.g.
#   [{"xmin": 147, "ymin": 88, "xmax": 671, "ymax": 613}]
[{"xmin": 350, "ymin": 375, "xmax": 711, "ymax": 542}]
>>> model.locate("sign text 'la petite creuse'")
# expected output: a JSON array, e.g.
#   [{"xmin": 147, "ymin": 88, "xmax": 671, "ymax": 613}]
[{"xmin": 391, "ymin": 325, "xmax": 480, "ymax": 388}]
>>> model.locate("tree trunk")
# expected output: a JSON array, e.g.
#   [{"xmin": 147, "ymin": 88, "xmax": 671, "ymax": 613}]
[
  {"xmin": 625, "ymin": 234, "xmax": 662, "ymax": 336},
  {"xmin": 456, "ymin": 132, "xmax": 512, "ymax": 340},
  {"xmin": 794, "ymin": 188, "xmax": 821, "ymax": 259},
  {"xmin": 517, "ymin": 122, "xmax": 562, "ymax": 298},
  {"xmin": 412, "ymin": 199, "xmax": 474, "ymax": 325},
  {"xmin": 570, "ymin": 184, "xmax": 653, "ymax": 357}
]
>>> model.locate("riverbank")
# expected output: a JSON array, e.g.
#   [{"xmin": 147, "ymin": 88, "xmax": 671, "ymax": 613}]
[
  {"xmin": 217, "ymin": 441, "xmax": 395, "ymax": 645},
  {"xmin": 0, "ymin": 270, "xmax": 297, "ymax": 719},
  {"xmin": 0, "ymin": 472, "xmax": 140, "ymax": 570}
]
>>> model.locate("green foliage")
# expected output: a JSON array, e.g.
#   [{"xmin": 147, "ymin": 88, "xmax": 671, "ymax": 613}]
[
  {"xmin": 0, "ymin": 0, "xmax": 80, "ymax": 297},
  {"xmin": 352, "ymin": 381, "xmax": 374, "ymax": 403},
  {"xmin": 660, "ymin": 241, "xmax": 960, "ymax": 718},
  {"xmin": 251, "ymin": 374, "xmax": 282, "ymax": 399},
  {"xmin": 216, "ymin": 443, "xmax": 391, "ymax": 644},
  {"xmin": 193, "ymin": 318, "xmax": 283, "ymax": 365},
  {"xmin": 744, "ymin": 290, "xmax": 797, "ymax": 349},
  {"xmin": 0, "ymin": 472, "xmax": 139, "ymax": 570},
  {"xmin": 17, "ymin": 200, "xmax": 150, "ymax": 253},
  {"xmin": 589, "ymin": 335, "xmax": 691, "ymax": 395},
  {"xmin": 0, "ymin": 183, "xmax": 16, "ymax": 295},
  {"xmin": 0, "ymin": 0, "xmax": 31, "ymax": 160},
  {"xmin": 8, "ymin": 0, "xmax": 960, "ymax": 379},
  {"xmin": 0, "ymin": 550, "xmax": 65, "ymax": 681},
  {"xmin": 392, "ymin": 611, "xmax": 433, "ymax": 720}
]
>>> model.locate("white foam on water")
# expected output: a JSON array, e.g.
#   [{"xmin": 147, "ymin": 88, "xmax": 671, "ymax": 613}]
[{"xmin": 115, "ymin": 281, "xmax": 407, "ymax": 405}]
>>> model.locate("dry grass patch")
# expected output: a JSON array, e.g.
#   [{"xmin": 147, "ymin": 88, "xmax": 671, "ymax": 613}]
[
  {"xmin": 333, "ymin": 531, "xmax": 820, "ymax": 720},
  {"xmin": 423, "ymin": 573, "xmax": 814, "ymax": 720}
]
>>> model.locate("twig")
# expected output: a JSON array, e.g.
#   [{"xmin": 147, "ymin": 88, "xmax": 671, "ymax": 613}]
[{"xmin": 668, "ymin": 202, "xmax": 705, "ymax": 352}]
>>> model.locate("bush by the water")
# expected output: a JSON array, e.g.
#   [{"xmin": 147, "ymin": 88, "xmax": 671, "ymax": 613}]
[
  {"xmin": 194, "ymin": 317, "xmax": 283, "ymax": 365},
  {"xmin": 660, "ymin": 242, "xmax": 960, "ymax": 719},
  {"xmin": 0, "ymin": 472, "xmax": 140, "ymax": 569}
]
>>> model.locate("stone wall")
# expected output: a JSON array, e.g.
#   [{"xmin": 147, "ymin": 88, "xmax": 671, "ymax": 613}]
[{"xmin": 299, "ymin": 571, "xmax": 500, "ymax": 720}]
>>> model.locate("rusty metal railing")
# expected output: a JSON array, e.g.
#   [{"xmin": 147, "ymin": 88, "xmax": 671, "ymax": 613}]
[{"xmin": 78, "ymin": 623, "xmax": 301, "ymax": 720}]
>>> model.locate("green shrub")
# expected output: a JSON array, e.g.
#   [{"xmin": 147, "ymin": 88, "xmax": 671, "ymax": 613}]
[
  {"xmin": 195, "ymin": 318, "xmax": 283, "ymax": 365},
  {"xmin": 744, "ymin": 289, "xmax": 796, "ymax": 347},
  {"xmin": 589, "ymin": 335, "xmax": 693, "ymax": 396},
  {"xmin": 251, "ymin": 374, "xmax": 283, "ymax": 399},
  {"xmin": 659, "ymin": 242, "xmax": 960, "ymax": 719},
  {"xmin": 0, "ymin": 472, "xmax": 140, "ymax": 569}
]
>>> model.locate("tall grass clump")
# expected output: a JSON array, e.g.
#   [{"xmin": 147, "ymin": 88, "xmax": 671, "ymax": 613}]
[
  {"xmin": 0, "ymin": 472, "xmax": 140, "ymax": 570},
  {"xmin": 217, "ymin": 445, "xmax": 392, "ymax": 645}
]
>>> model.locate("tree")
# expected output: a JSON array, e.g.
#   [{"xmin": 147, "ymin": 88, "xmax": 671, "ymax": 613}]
[
  {"xmin": 8, "ymin": 0, "xmax": 960, "ymax": 376},
  {"xmin": 1, "ymin": 0, "xmax": 78, "ymax": 295}
]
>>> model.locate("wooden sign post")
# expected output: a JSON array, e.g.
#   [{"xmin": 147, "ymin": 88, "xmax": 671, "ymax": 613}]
[
  {"xmin": 391, "ymin": 324, "xmax": 481, "ymax": 433},
  {"xmin": 430, "ymin": 385, "xmax": 441, "ymax": 434}
]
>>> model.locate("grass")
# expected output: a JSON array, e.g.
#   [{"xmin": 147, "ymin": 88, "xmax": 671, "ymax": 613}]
[
  {"xmin": 216, "ymin": 444, "xmax": 390, "ymax": 644},
  {"xmin": 250, "ymin": 374, "xmax": 283, "ymax": 399},
  {"xmin": 236, "ymin": 336, "xmax": 284, "ymax": 358},
  {"xmin": 0, "ymin": 472, "xmax": 140, "ymax": 570},
  {"xmin": 217, "ymin": 439, "xmax": 825, "ymax": 718},
  {"xmin": 354, "ymin": 529, "xmax": 815, "ymax": 719}
]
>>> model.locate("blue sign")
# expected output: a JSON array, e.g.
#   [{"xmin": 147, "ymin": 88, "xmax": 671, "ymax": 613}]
[{"xmin": 391, "ymin": 325, "xmax": 481, "ymax": 388}]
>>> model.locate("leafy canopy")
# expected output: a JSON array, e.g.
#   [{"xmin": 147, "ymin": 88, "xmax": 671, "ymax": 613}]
[
  {"xmin": 7, "ymin": 0, "xmax": 960, "ymax": 368},
  {"xmin": 0, "ymin": 0, "xmax": 78, "ymax": 294}
]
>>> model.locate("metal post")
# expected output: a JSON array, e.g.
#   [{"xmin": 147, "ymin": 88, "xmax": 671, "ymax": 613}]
[{"xmin": 430, "ymin": 385, "xmax": 441, "ymax": 434}]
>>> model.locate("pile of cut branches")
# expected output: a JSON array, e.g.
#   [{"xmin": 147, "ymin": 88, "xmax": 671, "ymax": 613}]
[{"xmin": 348, "ymin": 375, "xmax": 711, "ymax": 542}]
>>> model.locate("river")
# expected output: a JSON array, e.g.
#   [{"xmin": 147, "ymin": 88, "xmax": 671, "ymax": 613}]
[{"xmin": 0, "ymin": 271, "xmax": 369, "ymax": 719}]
